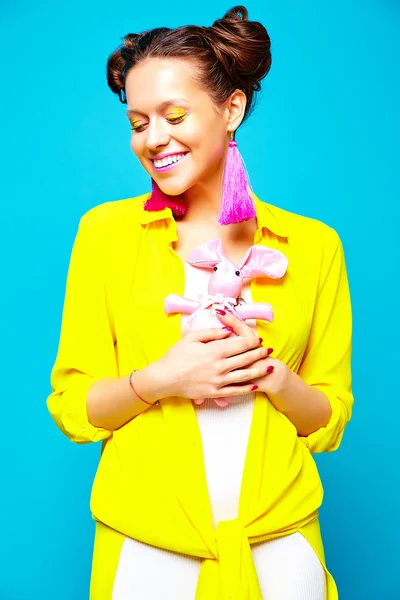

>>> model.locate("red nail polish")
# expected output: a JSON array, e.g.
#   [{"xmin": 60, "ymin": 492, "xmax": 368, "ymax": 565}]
[
  {"xmin": 266, "ymin": 366, "xmax": 274, "ymax": 374},
  {"xmin": 215, "ymin": 309, "xmax": 226, "ymax": 316},
  {"xmin": 222, "ymin": 326, "xmax": 233, "ymax": 331},
  {"xmin": 251, "ymin": 384, "xmax": 258, "ymax": 391},
  {"xmin": 267, "ymin": 347, "xmax": 273, "ymax": 355},
  {"xmin": 259, "ymin": 337, "xmax": 263, "ymax": 344}
]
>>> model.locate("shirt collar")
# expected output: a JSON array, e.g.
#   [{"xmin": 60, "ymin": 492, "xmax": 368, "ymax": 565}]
[
  {"xmin": 137, "ymin": 192, "xmax": 289, "ymax": 238},
  {"xmin": 253, "ymin": 195, "xmax": 290, "ymax": 238}
]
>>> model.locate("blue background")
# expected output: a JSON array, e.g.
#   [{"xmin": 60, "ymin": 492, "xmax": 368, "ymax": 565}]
[{"xmin": 1, "ymin": 0, "xmax": 398, "ymax": 598}]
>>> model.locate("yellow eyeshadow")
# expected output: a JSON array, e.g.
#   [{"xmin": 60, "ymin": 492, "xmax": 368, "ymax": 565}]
[
  {"xmin": 130, "ymin": 120, "xmax": 142, "ymax": 128},
  {"xmin": 167, "ymin": 107, "xmax": 186, "ymax": 118}
]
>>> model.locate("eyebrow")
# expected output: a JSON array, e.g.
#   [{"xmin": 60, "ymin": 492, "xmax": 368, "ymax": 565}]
[{"xmin": 126, "ymin": 98, "xmax": 189, "ymax": 117}]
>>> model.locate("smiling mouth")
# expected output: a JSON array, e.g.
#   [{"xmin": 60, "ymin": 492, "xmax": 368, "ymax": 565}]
[{"xmin": 152, "ymin": 152, "xmax": 189, "ymax": 170}]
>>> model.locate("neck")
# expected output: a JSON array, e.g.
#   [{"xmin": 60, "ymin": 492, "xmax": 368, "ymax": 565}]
[
  {"xmin": 178, "ymin": 196, "xmax": 257, "ymax": 244},
  {"xmin": 182, "ymin": 166, "xmax": 223, "ymax": 223},
  {"xmin": 178, "ymin": 149, "xmax": 258, "ymax": 241},
  {"xmin": 180, "ymin": 188, "xmax": 257, "ymax": 243}
]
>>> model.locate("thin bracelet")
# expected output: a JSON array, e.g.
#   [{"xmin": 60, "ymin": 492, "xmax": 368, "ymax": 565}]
[{"xmin": 129, "ymin": 370, "xmax": 160, "ymax": 406}]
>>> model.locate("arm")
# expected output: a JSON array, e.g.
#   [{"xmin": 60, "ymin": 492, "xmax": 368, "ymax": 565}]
[
  {"xmin": 47, "ymin": 212, "xmax": 263, "ymax": 439},
  {"xmin": 88, "ymin": 323, "xmax": 263, "ymax": 429},
  {"xmin": 216, "ymin": 227, "xmax": 353, "ymax": 453},
  {"xmin": 86, "ymin": 364, "xmax": 164, "ymax": 430},
  {"xmin": 46, "ymin": 212, "xmax": 138, "ymax": 443},
  {"xmin": 270, "ymin": 228, "xmax": 353, "ymax": 453},
  {"xmin": 262, "ymin": 366, "xmax": 333, "ymax": 438}
]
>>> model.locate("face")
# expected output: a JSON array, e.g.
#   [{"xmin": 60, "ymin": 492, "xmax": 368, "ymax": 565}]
[{"xmin": 125, "ymin": 58, "xmax": 231, "ymax": 197}]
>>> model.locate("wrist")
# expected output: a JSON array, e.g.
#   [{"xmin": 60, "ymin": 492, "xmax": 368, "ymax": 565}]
[
  {"xmin": 129, "ymin": 370, "xmax": 159, "ymax": 406},
  {"xmin": 260, "ymin": 361, "xmax": 291, "ymax": 400},
  {"xmin": 134, "ymin": 361, "xmax": 173, "ymax": 403}
]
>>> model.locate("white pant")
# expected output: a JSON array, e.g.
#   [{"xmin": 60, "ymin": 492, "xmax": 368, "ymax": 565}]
[
  {"xmin": 113, "ymin": 531, "xmax": 326, "ymax": 599},
  {"xmin": 113, "ymin": 391, "xmax": 327, "ymax": 599}
]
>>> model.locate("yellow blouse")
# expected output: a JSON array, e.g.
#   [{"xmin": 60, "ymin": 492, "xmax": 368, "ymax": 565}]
[{"xmin": 47, "ymin": 193, "xmax": 353, "ymax": 599}]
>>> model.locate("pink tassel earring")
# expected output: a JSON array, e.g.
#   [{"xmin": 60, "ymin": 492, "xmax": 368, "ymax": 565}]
[
  {"xmin": 144, "ymin": 178, "xmax": 187, "ymax": 217},
  {"xmin": 218, "ymin": 132, "xmax": 256, "ymax": 225}
]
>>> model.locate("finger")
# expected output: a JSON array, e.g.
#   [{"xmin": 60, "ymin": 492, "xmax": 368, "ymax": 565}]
[
  {"xmin": 223, "ymin": 346, "xmax": 273, "ymax": 372},
  {"xmin": 223, "ymin": 362, "xmax": 271, "ymax": 386},
  {"xmin": 215, "ymin": 333, "xmax": 261, "ymax": 358},
  {"xmin": 189, "ymin": 327, "xmax": 232, "ymax": 344},
  {"xmin": 207, "ymin": 382, "xmax": 260, "ymax": 398},
  {"xmin": 214, "ymin": 310, "xmax": 258, "ymax": 339}
]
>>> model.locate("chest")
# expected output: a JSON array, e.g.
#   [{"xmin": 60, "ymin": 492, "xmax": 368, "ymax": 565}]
[
  {"xmin": 114, "ymin": 227, "xmax": 317, "ymax": 374},
  {"xmin": 172, "ymin": 221, "xmax": 256, "ymax": 265}
]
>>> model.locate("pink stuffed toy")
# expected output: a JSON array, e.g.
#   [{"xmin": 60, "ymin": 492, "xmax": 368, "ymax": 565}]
[{"xmin": 164, "ymin": 239, "xmax": 288, "ymax": 407}]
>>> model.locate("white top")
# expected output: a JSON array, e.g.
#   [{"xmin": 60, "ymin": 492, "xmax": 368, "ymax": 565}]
[{"xmin": 182, "ymin": 262, "xmax": 256, "ymax": 527}]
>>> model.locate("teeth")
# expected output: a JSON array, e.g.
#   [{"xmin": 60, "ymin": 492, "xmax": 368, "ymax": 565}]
[{"xmin": 154, "ymin": 153, "xmax": 186, "ymax": 168}]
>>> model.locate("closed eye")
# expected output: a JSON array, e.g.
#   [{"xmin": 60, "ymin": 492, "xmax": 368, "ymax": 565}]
[
  {"xmin": 130, "ymin": 118, "xmax": 146, "ymax": 132},
  {"xmin": 131, "ymin": 124, "xmax": 146, "ymax": 132},
  {"xmin": 166, "ymin": 116, "xmax": 185, "ymax": 124},
  {"xmin": 130, "ymin": 114, "xmax": 186, "ymax": 133}
]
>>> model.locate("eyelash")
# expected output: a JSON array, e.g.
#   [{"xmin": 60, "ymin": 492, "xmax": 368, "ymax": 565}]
[{"xmin": 130, "ymin": 115, "xmax": 185, "ymax": 132}]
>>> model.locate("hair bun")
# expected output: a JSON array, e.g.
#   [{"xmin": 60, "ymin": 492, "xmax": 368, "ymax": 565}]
[
  {"xmin": 106, "ymin": 6, "xmax": 270, "ymax": 123},
  {"xmin": 123, "ymin": 33, "xmax": 143, "ymax": 49},
  {"xmin": 209, "ymin": 4, "xmax": 271, "ymax": 93},
  {"xmin": 220, "ymin": 5, "xmax": 249, "ymax": 22},
  {"xmin": 107, "ymin": 32, "xmax": 146, "ymax": 101}
]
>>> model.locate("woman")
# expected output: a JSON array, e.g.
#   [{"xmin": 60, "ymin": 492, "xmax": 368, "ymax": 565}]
[{"xmin": 47, "ymin": 6, "xmax": 353, "ymax": 599}]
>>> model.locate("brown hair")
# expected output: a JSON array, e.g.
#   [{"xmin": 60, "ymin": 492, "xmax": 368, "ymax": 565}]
[{"xmin": 106, "ymin": 5, "xmax": 271, "ymax": 125}]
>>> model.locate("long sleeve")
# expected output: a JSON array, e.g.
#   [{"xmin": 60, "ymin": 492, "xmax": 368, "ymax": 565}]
[
  {"xmin": 46, "ymin": 211, "xmax": 118, "ymax": 443},
  {"xmin": 297, "ymin": 227, "xmax": 354, "ymax": 454}
]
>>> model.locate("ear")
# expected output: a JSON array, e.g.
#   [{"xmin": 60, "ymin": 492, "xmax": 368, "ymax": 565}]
[
  {"xmin": 224, "ymin": 89, "xmax": 247, "ymax": 133},
  {"xmin": 187, "ymin": 239, "xmax": 227, "ymax": 268},
  {"xmin": 239, "ymin": 246, "xmax": 288, "ymax": 279}
]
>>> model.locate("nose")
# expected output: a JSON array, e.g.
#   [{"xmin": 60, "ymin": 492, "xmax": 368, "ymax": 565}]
[{"xmin": 145, "ymin": 118, "xmax": 171, "ymax": 152}]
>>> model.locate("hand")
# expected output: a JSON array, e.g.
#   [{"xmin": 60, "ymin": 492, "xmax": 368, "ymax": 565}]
[
  {"xmin": 215, "ymin": 310, "xmax": 290, "ymax": 396},
  {"xmin": 153, "ymin": 324, "xmax": 270, "ymax": 401}
]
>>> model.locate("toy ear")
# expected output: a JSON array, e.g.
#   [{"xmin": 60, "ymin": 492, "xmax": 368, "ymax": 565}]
[
  {"xmin": 187, "ymin": 239, "xmax": 227, "ymax": 268},
  {"xmin": 239, "ymin": 246, "xmax": 288, "ymax": 279}
]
